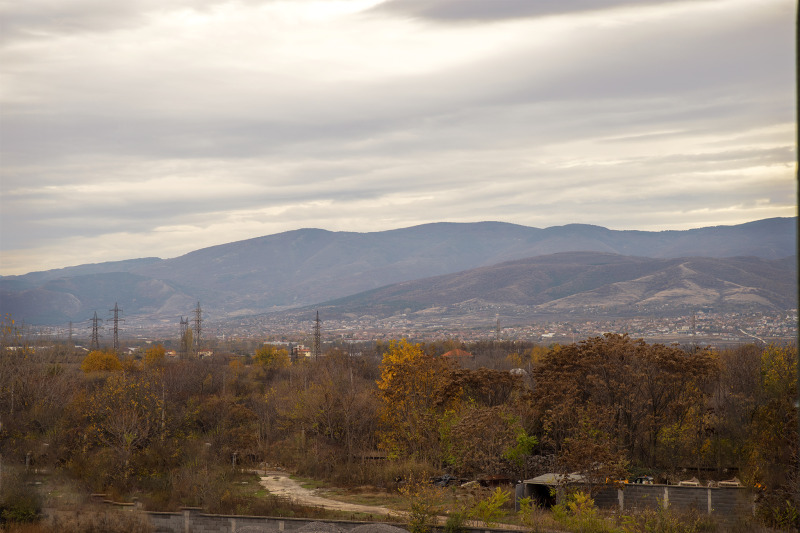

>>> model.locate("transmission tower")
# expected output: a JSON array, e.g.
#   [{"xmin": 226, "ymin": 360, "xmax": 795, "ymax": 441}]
[
  {"xmin": 89, "ymin": 311, "xmax": 102, "ymax": 351},
  {"xmin": 495, "ymin": 314, "xmax": 501, "ymax": 340},
  {"xmin": 313, "ymin": 310, "xmax": 321, "ymax": 359},
  {"xmin": 107, "ymin": 302, "xmax": 123, "ymax": 354},
  {"xmin": 68, "ymin": 321, "xmax": 73, "ymax": 343},
  {"xmin": 193, "ymin": 302, "xmax": 202, "ymax": 349}
]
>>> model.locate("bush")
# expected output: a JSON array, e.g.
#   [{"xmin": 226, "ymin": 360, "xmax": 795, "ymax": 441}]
[
  {"xmin": 467, "ymin": 487, "xmax": 510, "ymax": 528},
  {"xmin": 398, "ymin": 477, "xmax": 444, "ymax": 533},
  {"xmin": 517, "ymin": 496, "xmax": 553, "ymax": 533},
  {"xmin": 756, "ymin": 490, "xmax": 800, "ymax": 531},
  {"xmin": 0, "ymin": 475, "xmax": 42, "ymax": 525},
  {"xmin": 552, "ymin": 491, "xmax": 620, "ymax": 533},
  {"xmin": 443, "ymin": 510, "xmax": 467, "ymax": 533}
]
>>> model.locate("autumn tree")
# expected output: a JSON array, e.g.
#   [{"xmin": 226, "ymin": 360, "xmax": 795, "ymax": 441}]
[
  {"xmin": 296, "ymin": 351, "xmax": 379, "ymax": 461},
  {"xmin": 531, "ymin": 334, "xmax": 717, "ymax": 471},
  {"xmin": 194, "ymin": 395, "xmax": 258, "ymax": 461},
  {"xmin": 0, "ymin": 321, "xmax": 79, "ymax": 467},
  {"xmin": 710, "ymin": 345, "xmax": 761, "ymax": 470},
  {"xmin": 253, "ymin": 344, "xmax": 290, "ymax": 382},
  {"xmin": 144, "ymin": 344, "xmax": 166, "ymax": 369},
  {"xmin": 0, "ymin": 314, "xmax": 33, "ymax": 420},
  {"xmin": 86, "ymin": 371, "xmax": 164, "ymax": 485},
  {"xmin": 181, "ymin": 326, "xmax": 193, "ymax": 358},
  {"xmin": 443, "ymin": 367, "xmax": 524, "ymax": 407},
  {"xmin": 80, "ymin": 350, "xmax": 122, "ymax": 373},
  {"xmin": 376, "ymin": 339, "xmax": 457, "ymax": 462},
  {"xmin": 442, "ymin": 405, "xmax": 533, "ymax": 478},
  {"xmin": 747, "ymin": 344, "xmax": 797, "ymax": 488}
]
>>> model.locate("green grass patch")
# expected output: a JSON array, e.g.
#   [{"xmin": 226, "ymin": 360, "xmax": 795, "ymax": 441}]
[
  {"xmin": 318, "ymin": 488, "xmax": 404, "ymax": 509},
  {"xmin": 290, "ymin": 476, "xmax": 328, "ymax": 491}
]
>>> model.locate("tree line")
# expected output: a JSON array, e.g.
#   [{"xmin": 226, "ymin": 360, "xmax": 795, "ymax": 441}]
[{"xmin": 0, "ymin": 314, "xmax": 796, "ymax": 526}]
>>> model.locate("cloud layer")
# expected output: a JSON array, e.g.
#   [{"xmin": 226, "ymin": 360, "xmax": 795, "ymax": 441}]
[{"xmin": 0, "ymin": 0, "xmax": 795, "ymax": 274}]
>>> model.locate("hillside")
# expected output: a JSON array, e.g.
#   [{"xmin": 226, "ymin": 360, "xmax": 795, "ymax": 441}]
[
  {"xmin": 0, "ymin": 217, "xmax": 795, "ymax": 324},
  {"xmin": 311, "ymin": 253, "xmax": 796, "ymax": 321}
]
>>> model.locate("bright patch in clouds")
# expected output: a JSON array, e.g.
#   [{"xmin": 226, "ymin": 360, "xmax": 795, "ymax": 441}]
[{"xmin": 0, "ymin": 0, "xmax": 795, "ymax": 274}]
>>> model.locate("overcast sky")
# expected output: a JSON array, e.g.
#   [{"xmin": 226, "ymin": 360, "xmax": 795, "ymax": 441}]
[{"xmin": 0, "ymin": 0, "xmax": 796, "ymax": 275}]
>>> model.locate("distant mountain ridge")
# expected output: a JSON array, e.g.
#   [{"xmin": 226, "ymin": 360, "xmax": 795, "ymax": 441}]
[{"xmin": 0, "ymin": 217, "xmax": 795, "ymax": 324}]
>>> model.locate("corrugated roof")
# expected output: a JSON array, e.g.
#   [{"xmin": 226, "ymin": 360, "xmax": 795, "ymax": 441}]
[
  {"xmin": 524, "ymin": 472, "xmax": 586, "ymax": 485},
  {"xmin": 442, "ymin": 348, "xmax": 473, "ymax": 357}
]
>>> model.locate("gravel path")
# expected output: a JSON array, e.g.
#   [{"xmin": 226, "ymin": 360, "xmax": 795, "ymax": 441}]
[{"xmin": 257, "ymin": 472, "xmax": 404, "ymax": 519}]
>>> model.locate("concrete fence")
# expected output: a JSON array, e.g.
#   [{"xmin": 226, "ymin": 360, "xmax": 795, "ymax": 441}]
[
  {"xmin": 143, "ymin": 508, "xmax": 514, "ymax": 533},
  {"xmin": 519, "ymin": 481, "xmax": 754, "ymax": 517}
]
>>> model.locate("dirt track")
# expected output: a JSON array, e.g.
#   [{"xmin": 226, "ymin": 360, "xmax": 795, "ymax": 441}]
[
  {"xmin": 257, "ymin": 472, "xmax": 403, "ymax": 519},
  {"xmin": 256, "ymin": 471, "xmax": 526, "ymax": 531}
]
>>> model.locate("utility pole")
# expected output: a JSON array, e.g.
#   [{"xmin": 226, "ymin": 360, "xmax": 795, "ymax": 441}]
[
  {"xmin": 89, "ymin": 311, "xmax": 102, "ymax": 351},
  {"xmin": 313, "ymin": 310, "xmax": 321, "ymax": 359},
  {"xmin": 108, "ymin": 302, "xmax": 123, "ymax": 354}
]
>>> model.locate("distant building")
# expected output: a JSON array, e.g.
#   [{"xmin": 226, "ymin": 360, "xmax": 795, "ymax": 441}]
[
  {"xmin": 292, "ymin": 344, "xmax": 311, "ymax": 358},
  {"xmin": 442, "ymin": 348, "xmax": 473, "ymax": 358}
]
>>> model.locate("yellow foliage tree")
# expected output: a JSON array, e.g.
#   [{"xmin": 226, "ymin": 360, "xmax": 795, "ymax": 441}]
[
  {"xmin": 80, "ymin": 350, "xmax": 122, "ymax": 373},
  {"xmin": 253, "ymin": 344, "xmax": 290, "ymax": 381},
  {"xmin": 144, "ymin": 344, "xmax": 166, "ymax": 369},
  {"xmin": 748, "ymin": 344, "xmax": 797, "ymax": 487},
  {"xmin": 254, "ymin": 344, "xmax": 290, "ymax": 368},
  {"xmin": 760, "ymin": 343, "xmax": 796, "ymax": 398},
  {"xmin": 376, "ymin": 339, "xmax": 456, "ymax": 461}
]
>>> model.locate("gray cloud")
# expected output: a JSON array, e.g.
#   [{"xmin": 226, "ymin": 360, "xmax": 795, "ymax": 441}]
[
  {"xmin": 0, "ymin": 0, "xmax": 794, "ymax": 274},
  {"xmin": 372, "ymin": 0, "xmax": 692, "ymax": 22}
]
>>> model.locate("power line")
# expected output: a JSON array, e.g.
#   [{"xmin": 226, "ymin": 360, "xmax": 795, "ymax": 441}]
[
  {"xmin": 107, "ymin": 302, "xmax": 123, "ymax": 354},
  {"xmin": 89, "ymin": 311, "xmax": 102, "ymax": 351},
  {"xmin": 193, "ymin": 302, "xmax": 202, "ymax": 350},
  {"xmin": 313, "ymin": 310, "xmax": 321, "ymax": 359}
]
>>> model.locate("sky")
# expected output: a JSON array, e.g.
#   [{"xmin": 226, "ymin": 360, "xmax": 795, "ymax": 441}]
[{"xmin": 0, "ymin": 0, "xmax": 796, "ymax": 275}]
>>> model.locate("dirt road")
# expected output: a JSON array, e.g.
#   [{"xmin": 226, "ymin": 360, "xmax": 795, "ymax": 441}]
[
  {"xmin": 256, "ymin": 472, "xmax": 525, "ymax": 531},
  {"xmin": 257, "ymin": 472, "xmax": 403, "ymax": 519}
]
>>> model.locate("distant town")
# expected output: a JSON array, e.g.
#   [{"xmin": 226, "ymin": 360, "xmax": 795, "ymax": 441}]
[{"xmin": 24, "ymin": 309, "xmax": 797, "ymax": 350}]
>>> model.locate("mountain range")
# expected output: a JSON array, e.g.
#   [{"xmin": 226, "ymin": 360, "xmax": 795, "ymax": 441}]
[{"xmin": 0, "ymin": 217, "xmax": 795, "ymax": 325}]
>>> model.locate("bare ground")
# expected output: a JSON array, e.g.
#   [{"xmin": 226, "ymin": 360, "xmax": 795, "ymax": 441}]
[{"xmin": 256, "ymin": 471, "xmax": 405, "ymax": 520}]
